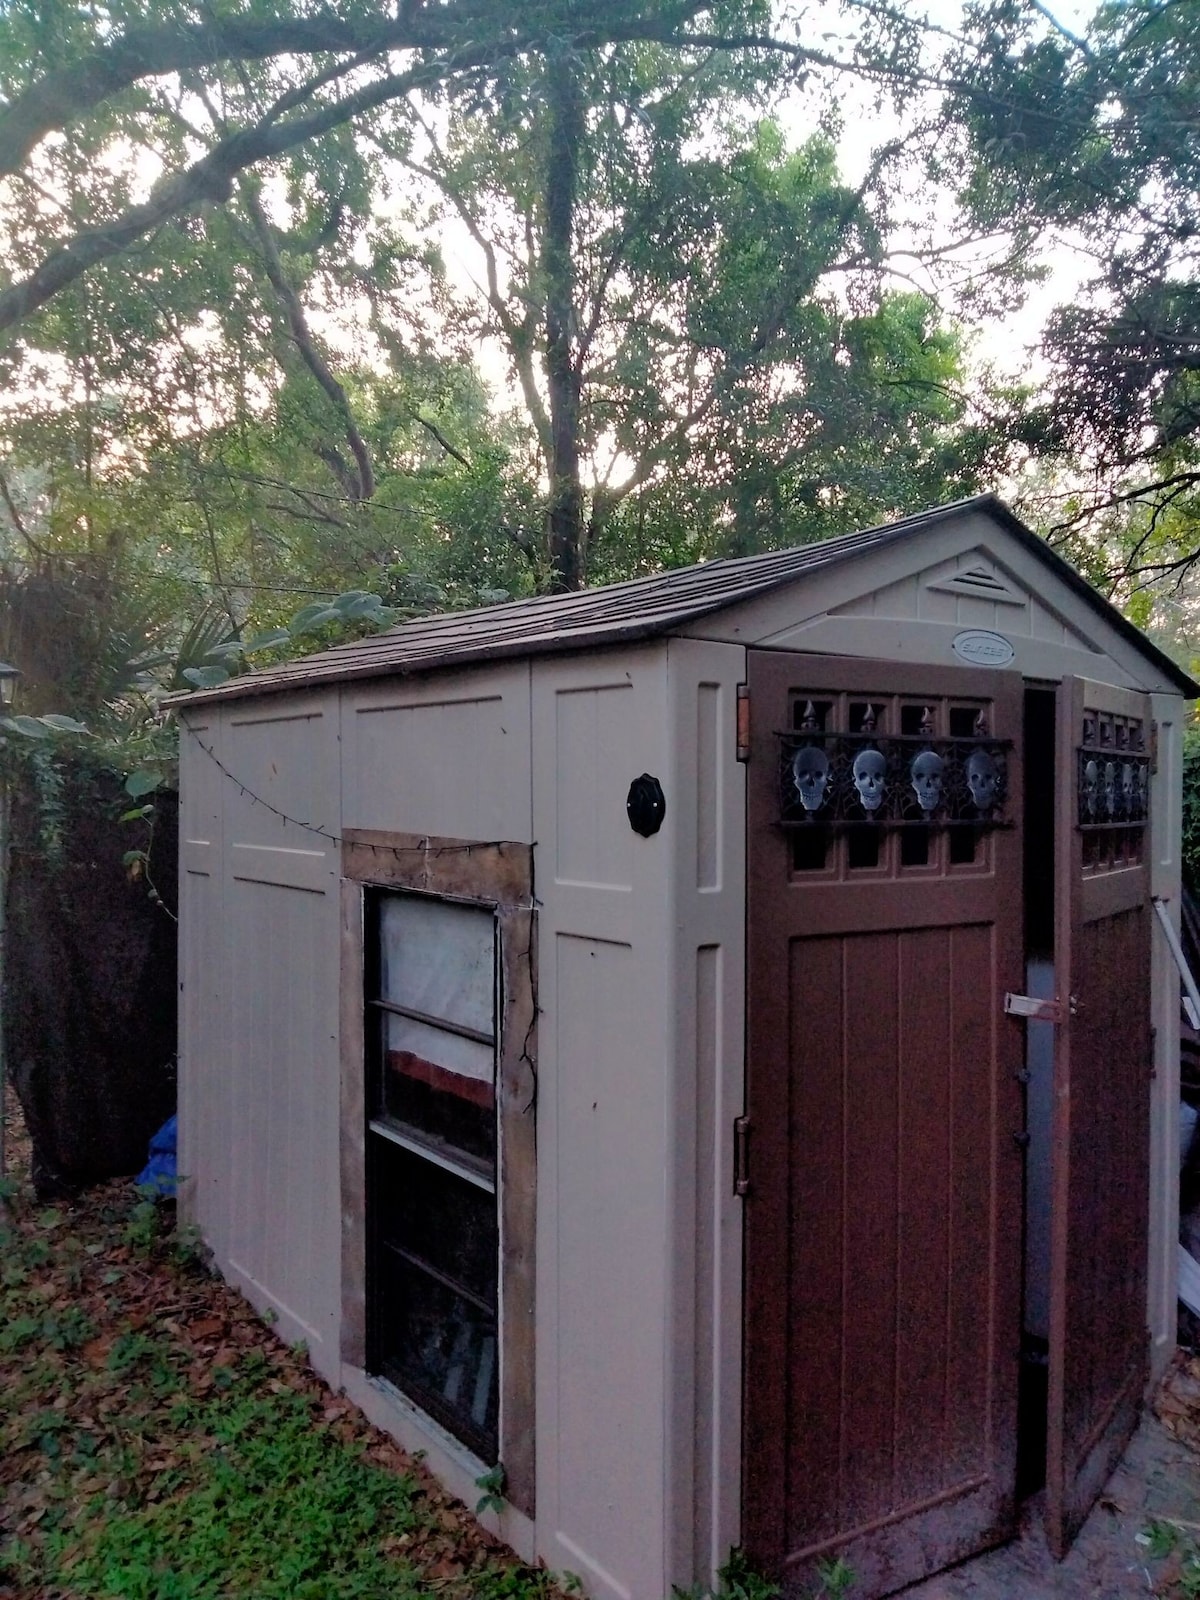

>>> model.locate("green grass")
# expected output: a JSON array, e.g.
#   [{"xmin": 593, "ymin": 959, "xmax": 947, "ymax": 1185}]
[
  {"xmin": 0, "ymin": 1168, "xmax": 855, "ymax": 1600},
  {"xmin": 1142, "ymin": 1520, "xmax": 1200, "ymax": 1598},
  {"xmin": 55, "ymin": 1381, "xmax": 429, "ymax": 1598},
  {"xmin": 0, "ymin": 1184, "xmax": 562, "ymax": 1600}
]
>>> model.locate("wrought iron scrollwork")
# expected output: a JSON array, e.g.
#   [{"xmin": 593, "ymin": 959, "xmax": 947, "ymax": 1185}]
[
  {"xmin": 778, "ymin": 730, "xmax": 1011, "ymax": 827},
  {"xmin": 1077, "ymin": 714, "xmax": 1149, "ymax": 828}
]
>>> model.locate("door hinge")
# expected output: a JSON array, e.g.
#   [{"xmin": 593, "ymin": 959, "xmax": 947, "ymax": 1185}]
[
  {"xmin": 736, "ymin": 684, "xmax": 750, "ymax": 762},
  {"xmin": 734, "ymin": 1115, "xmax": 752, "ymax": 1196},
  {"xmin": 1004, "ymin": 992, "xmax": 1064, "ymax": 1024}
]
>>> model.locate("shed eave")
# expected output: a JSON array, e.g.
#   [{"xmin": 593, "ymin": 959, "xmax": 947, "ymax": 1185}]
[
  {"xmin": 165, "ymin": 614, "xmax": 687, "ymax": 710},
  {"xmin": 163, "ymin": 493, "xmax": 1200, "ymax": 709},
  {"xmin": 965, "ymin": 494, "xmax": 1200, "ymax": 699}
]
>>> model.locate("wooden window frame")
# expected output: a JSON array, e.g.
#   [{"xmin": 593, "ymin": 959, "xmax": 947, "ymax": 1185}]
[{"xmin": 340, "ymin": 829, "xmax": 537, "ymax": 1515}]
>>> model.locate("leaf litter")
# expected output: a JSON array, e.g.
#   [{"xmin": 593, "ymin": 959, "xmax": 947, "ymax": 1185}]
[{"xmin": 0, "ymin": 1090, "xmax": 563, "ymax": 1600}]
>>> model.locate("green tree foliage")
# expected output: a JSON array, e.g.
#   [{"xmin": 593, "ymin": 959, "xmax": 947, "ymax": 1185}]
[
  {"xmin": 0, "ymin": 1, "xmax": 850, "ymax": 337},
  {"xmin": 1182, "ymin": 723, "xmax": 1200, "ymax": 891},
  {"xmin": 0, "ymin": 6, "xmax": 1013, "ymax": 612},
  {"xmin": 386, "ymin": 48, "xmax": 1007, "ymax": 585},
  {"xmin": 0, "ymin": 0, "xmax": 1036, "ymax": 628},
  {"xmin": 951, "ymin": 0, "xmax": 1200, "ymax": 586}
]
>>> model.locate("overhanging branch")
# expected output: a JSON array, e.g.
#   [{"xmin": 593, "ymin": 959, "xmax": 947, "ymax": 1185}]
[
  {"xmin": 0, "ymin": 53, "xmax": 481, "ymax": 335},
  {"xmin": 0, "ymin": 1, "xmax": 712, "ymax": 181}
]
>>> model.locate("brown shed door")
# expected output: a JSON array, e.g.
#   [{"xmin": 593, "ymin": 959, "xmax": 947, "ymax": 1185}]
[
  {"xmin": 743, "ymin": 651, "xmax": 1026, "ymax": 1600},
  {"xmin": 1045, "ymin": 677, "xmax": 1153, "ymax": 1557}
]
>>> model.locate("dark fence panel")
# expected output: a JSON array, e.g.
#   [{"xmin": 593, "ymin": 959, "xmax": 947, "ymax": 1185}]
[{"xmin": 4, "ymin": 765, "xmax": 177, "ymax": 1195}]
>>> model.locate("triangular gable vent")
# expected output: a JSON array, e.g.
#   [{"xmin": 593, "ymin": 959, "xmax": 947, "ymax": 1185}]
[{"xmin": 926, "ymin": 563, "xmax": 1027, "ymax": 607}]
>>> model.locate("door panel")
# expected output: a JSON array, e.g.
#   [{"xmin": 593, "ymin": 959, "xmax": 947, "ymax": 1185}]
[
  {"xmin": 744, "ymin": 652, "xmax": 1026, "ymax": 1599},
  {"xmin": 1046, "ymin": 678, "xmax": 1153, "ymax": 1556}
]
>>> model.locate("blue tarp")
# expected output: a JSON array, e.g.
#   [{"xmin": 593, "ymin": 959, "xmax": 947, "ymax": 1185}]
[{"xmin": 136, "ymin": 1114, "xmax": 177, "ymax": 1196}]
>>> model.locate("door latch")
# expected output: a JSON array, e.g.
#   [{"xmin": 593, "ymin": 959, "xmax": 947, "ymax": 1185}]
[{"xmin": 1004, "ymin": 992, "xmax": 1063, "ymax": 1024}]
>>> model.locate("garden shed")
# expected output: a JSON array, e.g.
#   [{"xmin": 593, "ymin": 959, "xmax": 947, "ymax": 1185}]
[{"xmin": 174, "ymin": 493, "xmax": 1196, "ymax": 1600}]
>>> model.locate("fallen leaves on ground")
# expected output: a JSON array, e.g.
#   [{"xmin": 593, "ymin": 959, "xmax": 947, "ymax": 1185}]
[
  {"xmin": 0, "ymin": 1091, "xmax": 563, "ymax": 1600},
  {"xmin": 1155, "ymin": 1350, "xmax": 1200, "ymax": 1457}
]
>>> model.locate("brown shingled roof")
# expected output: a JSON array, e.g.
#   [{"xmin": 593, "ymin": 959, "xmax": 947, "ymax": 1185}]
[{"xmin": 167, "ymin": 495, "xmax": 1199, "ymax": 706}]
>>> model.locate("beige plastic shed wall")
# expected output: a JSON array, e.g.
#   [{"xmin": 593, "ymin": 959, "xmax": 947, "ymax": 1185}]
[
  {"xmin": 179, "ymin": 694, "xmax": 344, "ymax": 1371},
  {"xmin": 178, "ymin": 661, "xmax": 540, "ymax": 1544},
  {"xmin": 326, "ymin": 661, "xmax": 540, "ymax": 1556},
  {"xmin": 530, "ymin": 637, "xmax": 745, "ymax": 1600}
]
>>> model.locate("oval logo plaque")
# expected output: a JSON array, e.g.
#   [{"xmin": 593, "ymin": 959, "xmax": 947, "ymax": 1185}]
[{"xmin": 952, "ymin": 628, "xmax": 1015, "ymax": 667}]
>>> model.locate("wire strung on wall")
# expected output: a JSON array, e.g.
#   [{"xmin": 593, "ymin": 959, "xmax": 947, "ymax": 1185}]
[{"xmin": 183, "ymin": 725, "xmax": 531, "ymax": 873}]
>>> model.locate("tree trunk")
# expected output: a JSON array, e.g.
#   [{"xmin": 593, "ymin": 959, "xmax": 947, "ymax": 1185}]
[{"xmin": 543, "ymin": 60, "xmax": 585, "ymax": 592}]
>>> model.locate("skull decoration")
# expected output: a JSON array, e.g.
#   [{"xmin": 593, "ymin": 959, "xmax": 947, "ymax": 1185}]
[
  {"xmin": 1137, "ymin": 763, "xmax": 1150, "ymax": 816},
  {"xmin": 1083, "ymin": 758, "xmax": 1100, "ymax": 819},
  {"xmin": 851, "ymin": 747, "xmax": 887, "ymax": 813},
  {"xmin": 1103, "ymin": 759, "xmax": 1117, "ymax": 819},
  {"xmin": 964, "ymin": 748, "xmax": 999, "ymax": 813},
  {"xmin": 791, "ymin": 745, "xmax": 831, "ymax": 813},
  {"xmin": 1120, "ymin": 761, "xmax": 1137, "ymax": 818},
  {"xmin": 910, "ymin": 749, "xmax": 944, "ymax": 813}
]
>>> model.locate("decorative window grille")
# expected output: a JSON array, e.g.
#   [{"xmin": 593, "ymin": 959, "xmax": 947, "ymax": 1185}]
[
  {"xmin": 777, "ymin": 700, "xmax": 1011, "ymax": 830},
  {"xmin": 1077, "ymin": 711, "xmax": 1150, "ymax": 872}
]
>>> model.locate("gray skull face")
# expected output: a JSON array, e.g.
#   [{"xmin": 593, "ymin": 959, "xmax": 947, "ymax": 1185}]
[
  {"xmin": 965, "ymin": 748, "xmax": 998, "ymax": 812},
  {"xmin": 911, "ymin": 749, "xmax": 944, "ymax": 812},
  {"xmin": 1083, "ymin": 758, "xmax": 1100, "ymax": 817},
  {"xmin": 852, "ymin": 747, "xmax": 886, "ymax": 812},
  {"xmin": 1121, "ymin": 761, "xmax": 1136, "ymax": 813},
  {"xmin": 1137, "ymin": 764, "xmax": 1149, "ymax": 814},
  {"xmin": 792, "ymin": 745, "xmax": 830, "ymax": 812},
  {"xmin": 1103, "ymin": 759, "xmax": 1117, "ymax": 818}
]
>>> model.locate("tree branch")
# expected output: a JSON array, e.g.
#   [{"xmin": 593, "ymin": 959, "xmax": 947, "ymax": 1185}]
[
  {"xmin": 413, "ymin": 414, "xmax": 471, "ymax": 468},
  {"xmin": 1026, "ymin": 0, "xmax": 1094, "ymax": 57},
  {"xmin": 394, "ymin": 110, "xmax": 553, "ymax": 453},
  {"xmin": 239, "ymin": 182, "xmax": 374, "ymax": 501},
  {"xmin": 0, "ymin": 52, "xmax": 480, "ymax": 335},
  {"xmin": 0, "ymin": 1, "xmax": 711, "ymax": 180},
  {"xmin": 1050, "ymin": 469, "xmax": 1200, "ymax": 531},
  {"xmin": 0, "ymin": 469, "xmax": 50, "ymax": 558}
]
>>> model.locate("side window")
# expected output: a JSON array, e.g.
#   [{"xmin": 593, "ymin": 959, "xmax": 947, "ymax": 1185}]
[{"xmin": 366, "ymin": 891, "xmax": 499, "ymax": 1459}]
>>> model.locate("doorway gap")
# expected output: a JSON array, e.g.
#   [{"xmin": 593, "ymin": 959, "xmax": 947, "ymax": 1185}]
[{"xmin": 1018, "ymin": 685, "xmax": 1056, "ymax": 1498}]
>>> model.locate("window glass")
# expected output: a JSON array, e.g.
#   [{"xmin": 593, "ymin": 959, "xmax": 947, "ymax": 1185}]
[
  {"xmin": 367, "ymin": 890, "xmax": 501, "ymax": 1460},
  {"xmin": 377, "ymin": 1146, "xmax": 498, "ymax": 1303},
  {"xmin": 373, "ymin": 894, "xmax": 497, "ymax": 1166},
  {"xmin": 372, "ymin": 1143, "xmax": 499, "ymax": 1456},
  {"xmin": 382, "ymin": 1009, "xmax": 496, "ymax": 1166},
  {"xmin": 379, "ymin": 895, "xmax": 495, "ymax": 1037},
  {"xmin": 375, "ymin": 1262, "xmax": 499, "ymax": 1454}
]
